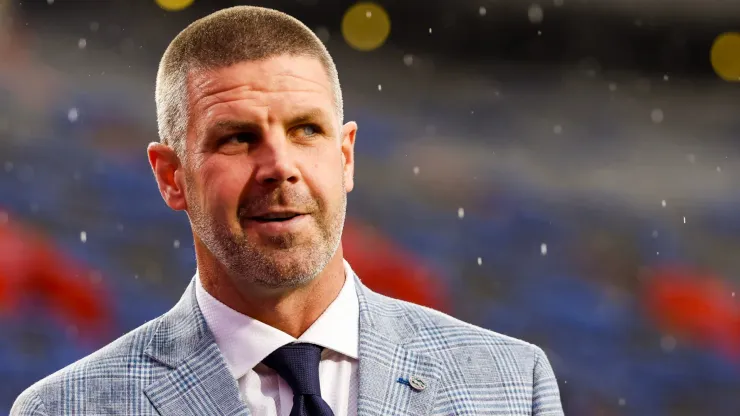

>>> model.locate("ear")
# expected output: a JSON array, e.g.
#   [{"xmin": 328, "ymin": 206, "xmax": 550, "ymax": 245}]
[
  {"xmin": 147, "ymin": 142, "xmax": 187, "ymax": 211},
  {"xmin": 340, "ymin": 121, "xmax": 357, "ymax": 193}
]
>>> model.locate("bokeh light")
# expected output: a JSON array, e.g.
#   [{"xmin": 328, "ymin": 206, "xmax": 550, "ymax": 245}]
[
  {"xmin": 155, "ymin": 0, "xmax": 194, "ymax": 12},
  {"xmin": 710, "ymin": 32, "xmax": 740, "ymax": 82},
  {"xmin": 341, "ymin": 2, "xmax": 391, "ymax": 52}
]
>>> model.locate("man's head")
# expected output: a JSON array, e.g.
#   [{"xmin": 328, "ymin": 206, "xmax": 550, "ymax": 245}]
[{"xmin": 149, "ymin": 6, "xmax": 357, "ymax": 290}]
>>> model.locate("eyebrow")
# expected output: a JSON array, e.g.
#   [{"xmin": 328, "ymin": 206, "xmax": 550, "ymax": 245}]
[
  {"xmin": 212, "ymin": 120, "xmax": 261, "ymax": 133},
  {"xmin": 285, "ymin": 108, "xmax": 328, "ymax": 126},
  {"xmin": 208, "ymin": 108, "xmax": 330, "ymax": 135}
]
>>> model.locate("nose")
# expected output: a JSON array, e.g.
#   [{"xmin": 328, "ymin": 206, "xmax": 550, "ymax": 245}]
[{"xmin": 253, "ymin": 129, "xmax": 300, "ymax": 186}]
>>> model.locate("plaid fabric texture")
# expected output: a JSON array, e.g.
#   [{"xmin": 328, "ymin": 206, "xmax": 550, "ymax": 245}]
[{"xmin": 12, "ymin": 268, "xmax": 563, "ymax": 415}]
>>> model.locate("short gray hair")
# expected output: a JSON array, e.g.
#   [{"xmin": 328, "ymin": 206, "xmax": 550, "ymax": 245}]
[{"xmin": 155, "ymin": 6, "xmax": 343, "ymax": 158}]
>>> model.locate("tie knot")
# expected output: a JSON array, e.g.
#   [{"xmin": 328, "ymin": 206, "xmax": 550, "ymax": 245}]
[{"xmin": 262, "ymin": 343, "xmax": 324, "ymax": 396}]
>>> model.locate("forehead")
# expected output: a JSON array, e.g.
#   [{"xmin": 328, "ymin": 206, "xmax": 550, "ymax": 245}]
[{"xmin": 187, "ymin": 55, "xmax": 335, "ymax": 124}]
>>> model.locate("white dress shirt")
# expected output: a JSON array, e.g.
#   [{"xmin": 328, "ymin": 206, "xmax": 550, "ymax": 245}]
[{"xmin": 195, "ymin": 260, "xmax": 359, "ymax": 416}]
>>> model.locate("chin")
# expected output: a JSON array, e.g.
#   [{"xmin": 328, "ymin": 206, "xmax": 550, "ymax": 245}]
[
  {"xmin": 255, "ymin": 273, "xmax": 317, "ymax": 290},
  {"xmin": 266, "ymin": 245, "xmax": 334, "ymax": 282},
  {"xmin": 251, "ymin": 258, "xmax": 320, "ymax": 289}
]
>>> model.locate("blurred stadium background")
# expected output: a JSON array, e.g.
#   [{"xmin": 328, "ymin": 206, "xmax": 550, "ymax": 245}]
[{"xmin": 1, "ymin": 0, "xmax": 740, "ymax": 414}]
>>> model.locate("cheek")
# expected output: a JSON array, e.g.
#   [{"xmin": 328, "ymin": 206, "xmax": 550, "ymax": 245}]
[
  {"xmin": 200, "ymin": 158, "xmax": 250, "ymax": 213},
  {"xmin": 310, "ymin": 155, "xmax": 346, "ymax": 203}
]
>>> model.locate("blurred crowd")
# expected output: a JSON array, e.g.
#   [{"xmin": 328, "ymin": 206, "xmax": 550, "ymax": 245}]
[{"xmin": 2, "ymin": 1, "xmax": 740, "ymax": 415}]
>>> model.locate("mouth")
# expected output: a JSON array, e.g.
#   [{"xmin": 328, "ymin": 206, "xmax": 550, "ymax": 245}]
[
  {"xmin": 249, "ymin": 212, "xmax": 303, "ymax": 223},
  {"xmin": 242, "ymin": 211, "xmax": 309, "ymax": 236}
]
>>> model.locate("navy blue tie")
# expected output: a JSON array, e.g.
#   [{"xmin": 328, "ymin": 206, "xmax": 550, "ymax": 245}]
[{"xmin": 262, "ymin": 343, "xmax": 335, "ymax": 416}]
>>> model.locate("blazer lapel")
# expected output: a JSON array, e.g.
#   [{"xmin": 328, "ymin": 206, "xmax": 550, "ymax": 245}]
[
  {"xmin": 142, "ymin": 269, "xmax": 443, "ymax": 416},
  {"xmin": 143, "ymin": 278, "xmax": 249, "ymax": 416},
  {"xmin": 354, "ymin": 274, "xmax": 443, "ymax": 416}
]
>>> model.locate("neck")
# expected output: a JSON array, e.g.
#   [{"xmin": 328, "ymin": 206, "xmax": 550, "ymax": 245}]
[{"xmin": 195, "ymin": 243, "xmax": 347, "ymax": 338}]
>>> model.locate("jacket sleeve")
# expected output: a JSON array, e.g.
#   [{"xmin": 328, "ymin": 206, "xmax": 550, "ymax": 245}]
[
  {"xmin": 532, "ymin": 346, "xmax": 565, "ymax": 415},
  {"xmin": 10, "ymin": 388, "xmax": 49, "ymax": 416}
]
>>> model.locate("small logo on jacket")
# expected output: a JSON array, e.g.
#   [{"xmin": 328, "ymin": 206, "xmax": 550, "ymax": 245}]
[{"xmin": 397, "ymin": 376, "xmax": 427, "ymax": 391}]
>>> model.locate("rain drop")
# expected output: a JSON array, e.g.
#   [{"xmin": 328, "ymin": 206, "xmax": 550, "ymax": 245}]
[
  {"xmin": 687, "ymin": 154, "xmax": 696, "ymax": 164},
  {"xmin": 477, "ymin": 257, "xmax": 483, "ymax": 266},
  {"xmin": 403, "ymin": 54, "xmax": 414, "ymax": 66},
  {"xmin": 651, "ymin": 108, "xmax": 664, "ymax": 124},
  {"xmin": 717, "ymin": 166, "xmax": 722, "ymax": 172},
  {"xmin": 683, "ymin": 217, "xmax": 686, "ymax": 224},
  {"xmin": 528, "ymin": 4, "xmax": 544, "ymax": 24},
  {"xmin": 377, "ymin": 84, "xmax": 382, "ymax": 91},
  {"xmin": 413, "ymin": 166, "xmax": 420, "ymax": 175},
  {"xmin": 618, "ymin": 398, "xmax": 626, "ymax": 406},
  {"xmin": 68, "ymin": 108, "xmax": 79, "ymax": 123},
  {"xmin": 173, "ymin": 240, "xmax": 180, "ymax": 249},
  {"xmin": 80, "ymin": 231, "xmax": 87, "ymax": 243},
  {"xmin": 663, "ymin": 74, "xmax": 670, "ymax": 81},
  {"xmin": 46, "ymin": 0, "xmax": 54, "ymax": 4},
  {"xmin": 365, "ymin": 10, "xmax": 372, "ymax": 18},
  {"xmin": 540, "ymin": 243, "xmax": 548, "ymax": 255},
  {"xmin": 479, "ymin": 6, "xmax": 487, "ymax": 16},
  {"xmin": 553, "ymin": 125, "xmax": 562, "ymax": 134},
  {"xmin": 78, "ymin": 38, "xmax": 87, "ymax": 49},
  {"xmin": 429, "ymin": 28, "xmax": 433, "ymax": 34},
  {"xmin": 458, "ymin": 208, "xmax": 465, "ymax": 219},
  {"xmin": 661, "ymin": 199, "xmax": 667, "ymax": 207},
  {"xmin": 661, "ymin": 335, "xmax": 676, "ymax": 352},
  {"xmin": 608, "ymin": 83, "xmax": 618, "ymax": 92}
]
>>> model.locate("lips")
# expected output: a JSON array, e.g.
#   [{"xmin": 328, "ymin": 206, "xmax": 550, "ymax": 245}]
[
  {"xmin": 243, "ymin": 211, "xmax": 309, "ymax": 236},
  {"xmin": 249, "ymin": 211, "xmax": 302, "ymax": 222}
]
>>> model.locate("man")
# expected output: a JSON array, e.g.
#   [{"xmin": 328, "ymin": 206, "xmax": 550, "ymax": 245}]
[{"xmin": 12, "ymin": 6, "xmax": 563, "ymax": 416}]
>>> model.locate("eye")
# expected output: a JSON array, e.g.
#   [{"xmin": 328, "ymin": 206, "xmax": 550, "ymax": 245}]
[
  {"xmin": 223, "ymin": 132, "xmax": 257, "ymax": 145},
  {"xmin": 295, "ymin": 124, "xmax": 321, "ymax": 138}
]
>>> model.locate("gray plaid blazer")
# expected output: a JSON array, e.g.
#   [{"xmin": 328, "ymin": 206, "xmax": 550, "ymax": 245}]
[{"xmin": 12, "ymin": 272, "xmax": 563, "ymax": 415}]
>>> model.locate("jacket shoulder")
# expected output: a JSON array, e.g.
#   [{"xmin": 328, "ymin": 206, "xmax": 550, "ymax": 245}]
[
  {"xmin": 10, "ymin": 387, "xmax": 48, "ymax": 416},
  {"xmin": 367, "ymin": 293, "xmax": 563, "ymax": 415},
  {"xmin": 11, "ymin": 318, "xmax": 161, "ymax": 414},
  {"xmin": 380, "ymin": 294, "xmax": 544, "ymax": 368}
]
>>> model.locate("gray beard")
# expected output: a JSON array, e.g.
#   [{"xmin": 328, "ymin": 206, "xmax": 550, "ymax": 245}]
[{"xmin": 189, "ymin": 188, "xmax": 346, "ymax": 290}]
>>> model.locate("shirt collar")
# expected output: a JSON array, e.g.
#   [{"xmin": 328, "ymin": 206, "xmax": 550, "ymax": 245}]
[{"xmin": 195, "ymin": 260, "xmax": 359, "ymax": 380}]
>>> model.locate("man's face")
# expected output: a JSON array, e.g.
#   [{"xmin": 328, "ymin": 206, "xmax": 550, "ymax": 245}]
[{"xmin": 182, "ymin": 55, "xmax": 356, "ymax": 289}]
